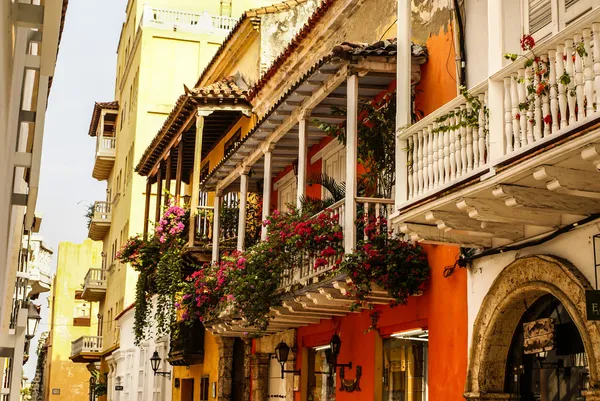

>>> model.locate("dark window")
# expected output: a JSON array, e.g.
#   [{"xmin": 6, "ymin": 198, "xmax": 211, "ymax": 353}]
[
  {"xmin": 200, "ymin": 376, "xmax": 209, "ymax": 401},
  {"xmin": 224, "ymin": 129, "xmax": 241, "ymax": 156},
  {"xmin": 231, "ymin": 338, "xmax": 245, "ymax": 401}
]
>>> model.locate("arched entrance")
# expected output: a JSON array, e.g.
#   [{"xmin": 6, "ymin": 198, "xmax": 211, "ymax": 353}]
[{"xmin": 465, "ymin": 255, "xmax": 600, "ymax": 400}]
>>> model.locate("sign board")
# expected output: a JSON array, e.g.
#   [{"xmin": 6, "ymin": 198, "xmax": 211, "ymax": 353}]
[
  {"xmin": 523, "ymin": 318, "xmax": 555, "ymax": 354},
  {"xmin": 586, "ymin": 290, "xmax": 600, "ymax": 321},
  {"xmin": 115, "ymin": 386, "xmax": 124, "ymax": 391},
  {"xmin": 51, "ymin": 389, "xmax": 60, "ymax": 395}
]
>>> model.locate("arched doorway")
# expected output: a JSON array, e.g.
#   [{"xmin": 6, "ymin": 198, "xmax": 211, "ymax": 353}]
[{"xmin": 465, "ymin": 255, "xmax": 600, "ymax": 401}]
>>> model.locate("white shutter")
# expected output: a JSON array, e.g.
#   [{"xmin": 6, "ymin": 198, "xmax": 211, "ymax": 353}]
[
  {"xmin": 524, "ymin": 0, "xmax": 553, "ymax": 39},
  {"xmin": 559, "ymin": 0, "xmax": 595, "ymax": 28}
]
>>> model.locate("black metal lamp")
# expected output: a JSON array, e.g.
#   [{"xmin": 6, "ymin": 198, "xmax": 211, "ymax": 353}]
[
  {"xmin": 292, "ymin": 159, "xmax": 299, "ymax": 177},
  {"xmin": 26, "ymin": 302, "xmax": 41, "ymax": 339},
  {"xmin": 327, "ymin": 334, "xmax": 352, "ymax": 377},
  {"xmin": 150, "ymin": 351, "xmax": 171, "ymax": 379},
  {"xmin": 274, "ymin": 341, "xmax": 300, "ymax": 379}
]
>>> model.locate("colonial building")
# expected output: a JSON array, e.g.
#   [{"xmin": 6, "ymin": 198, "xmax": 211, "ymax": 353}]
[
  {"xmin": 135, "ymin": 1, "xmax": 470, "ymax": 401},
  {"xmin": 45, "ymin": 240, "xmax": 103, "ymax": 401},
  {"xmin": 392, "ymin": 1, "xmax": 600, "ymax": 400}
]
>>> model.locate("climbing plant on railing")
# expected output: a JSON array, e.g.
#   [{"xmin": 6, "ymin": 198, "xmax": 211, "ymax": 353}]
[
  {"xmin": 341, "ymin": 215, "xmax": 430, "ymax": 311},
  {"xmin": 430, "ymin": 87, "xmax": 489, "ymax": 135}
]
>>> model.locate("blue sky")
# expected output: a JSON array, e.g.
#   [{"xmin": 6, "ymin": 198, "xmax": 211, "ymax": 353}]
[{"xmin": 25, "ymin": 0, "xmax": 124, "ymax": 380}]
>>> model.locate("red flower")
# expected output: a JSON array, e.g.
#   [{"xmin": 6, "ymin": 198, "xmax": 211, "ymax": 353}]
[
  {"xmin": 536, "ymin": 82, "xmax": 547, "ymax": 95},
  {"xmin": 520, "ymin": 34, "xmax": 535, "ymax": 51},
  {"xmin": 515, "ymin": 113, "xmax": 520, "ymax": 120},
  {"xmin": 543, "ymin": 114, "xmax": 551, "ymax": 125}
]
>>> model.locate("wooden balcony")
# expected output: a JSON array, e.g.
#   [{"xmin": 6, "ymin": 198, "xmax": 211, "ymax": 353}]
[
  {"xmin": 88, "ymin": 201, "xmax": 111, "ymax": 241},
  {"xmin": 167, "ymin": 321, "xmax": 205, "ymax": 366},
  {"xmin": 206, "ymin": 197, "xmax": 397, "ymax": 337},
  {"xmin": 393, "ymin": 8, "xmax": 600, "ymax": 248},
  {"xmin": 81, "ymin": 268, "xmax": 107, "ymax": 302},
  {"xmin": 70, "ymin": 336, "xmax": 103, "ymax": 363}
]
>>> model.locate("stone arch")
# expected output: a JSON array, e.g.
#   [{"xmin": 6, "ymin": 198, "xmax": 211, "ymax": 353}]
[{"xmin": 465, "ymin": 255, "xmax": 600, "ymax": 400}]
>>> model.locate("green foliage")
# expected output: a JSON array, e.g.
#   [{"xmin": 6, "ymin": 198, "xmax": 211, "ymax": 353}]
[
  {"xmin": 155, "ymin": 245, "xmax": 185, "ymax": 338},
  {"xmin": 313, "ymin": 93, "xmax": 397, "ymax": 198},
  {"xmin": 85, "ymin": 203, "xmax": 94, "ymax": 229},
  {"xmin": 341, "ymin": 215, "xmax": 430, "ymax": 310},
  {"xmin": 90, "ymin": 371, "xmax": 107, "ymax": 397},
  {"xmin": 431, "ymin": 87, "xmax": 488, "ymax": 136}
]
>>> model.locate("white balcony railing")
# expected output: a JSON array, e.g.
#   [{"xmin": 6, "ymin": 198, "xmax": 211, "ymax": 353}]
[
  {"xmin": 96, "ymin": 135, "xmax": 116, "ymax": 152},
  {"xmin": 279, "ymin": 197, "xmax": 394, "ymax": 289},
  {"xmin": 71, "ymin": 336, "xmax": 103, "ymax": 356},
  {"xmin": 83, "ymin": 268, "xmax": 107, "ymax": 292},
  {"xmin": 141, "ymin": 5, "xmax": 237, "ymax": 34},
  {"xmin": 93, "ymin": 201, "xmax": 111, "ymax": 222},
  {"xmin": 399, "ymin": 8, "xmax": 600, "ymax": 204}
]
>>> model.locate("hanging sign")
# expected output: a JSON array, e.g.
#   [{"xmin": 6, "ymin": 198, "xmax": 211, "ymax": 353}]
[
  {"xmin": 586, "ymin": 290, "xmax": 600, "ymax": 321},
  {"xmin": 523, "ymin": 318, "xmax": 555, "ymax": 354}
]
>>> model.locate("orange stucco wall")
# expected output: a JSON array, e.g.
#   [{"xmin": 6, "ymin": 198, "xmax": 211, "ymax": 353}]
[
  {"xmin": 289, "ymin": 244, "xmax": 466, "ymax": 401},
  {"xmin": 414, "ymin": 24, "xmax": 458, "ymax": 117}
]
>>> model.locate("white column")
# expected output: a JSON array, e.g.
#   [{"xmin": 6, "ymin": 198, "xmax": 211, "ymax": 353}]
[
  {"xmin": 345, "ymin": 74, "xmax": 358, "ymax": 253},
  {"xmin": 487, "ymin": 0, "xmax": 506, "ymax": 162},
  {"xmin": 189, "ymin": 112, "xmax": 207, "ymax": 246},
  {"xmin": 261, "ymin": 147, "xmax": 273, "ymax": 240},
  {"xmin": 237, "ymin": 172, "xmax": 249, "ymax": 251},
  {"xmin": 296, "ymin": 117, "xmax": 308, "ymax": 209},
  {"xmin": 395, "ymin": 0, "xmax": 411, "ymax": 209},
  {"xmin": 8, "ymin": 308, "xmax": 27, "ymax": 401},
  {"xmin": 211, "ymin": 191, "xmax": 221, "ymax": 263}
]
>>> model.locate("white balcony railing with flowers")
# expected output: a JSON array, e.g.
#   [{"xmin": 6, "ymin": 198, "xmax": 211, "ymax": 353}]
[
  {"xmin": 278, "ymin": 197, "xmax": 394, "ymax": 290},
  {"xmin": 399, "ymin": 7, "xmax": 600, "ymax": 205}
]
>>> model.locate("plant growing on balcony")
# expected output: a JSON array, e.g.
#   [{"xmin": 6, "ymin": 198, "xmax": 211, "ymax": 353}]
[
  {"xmin": 84, "ymin": 203, "xmax": 94, "ymax": 229},
  {"xmin": 341, "ymin": 215, "xmax": 430, "ymax": 311},
  {"xmin": 314, "ymin": 93, "xmax": 397, "ymax": 198}
]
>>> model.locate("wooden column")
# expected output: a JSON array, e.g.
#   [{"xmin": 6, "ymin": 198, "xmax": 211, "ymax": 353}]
[
  {"xmin": 189, "ymin": 111, "xmax": 207, "ymax": 246},
  {"xmin": 261, "ymin": 146, "xmax": 274, "ymax": 241},
  {"xmin": 175, "ymin": 138, "xmax": 184, "ymax": 204},
  {"xmin": 164, "ymin": 152, "xmax": 172, "ymax": 205},
  {"xmin": 155, "ymin": 164, "xmax": 163, "ymax": 223},
  {"xmin": 344, "ymin": 74, "xmax": 358, "ymax": 253},
  {"xmin": 237, "ymin": 171, "xmax": 249, "ymax": 251},
  {"xmin": 297, "ymin": 117, "xmax": 309, "ymax": 209},
  {"xmin": 395, "ymin": 0, "xmax": 412, "ymax": 209},
  {"xmin": 143, "ymin": 179, "xmax": 152, "ymax": 239},
  {"xmin": 211, "ymin": 190, "xmax": 222, "ymax": 263}
]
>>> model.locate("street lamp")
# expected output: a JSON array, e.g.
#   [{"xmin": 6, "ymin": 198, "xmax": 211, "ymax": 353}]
[
  {"xmin": 26, "ymin": 302, "xmax": 41, "ymax": 339},
  {"xmin": 274, "ymin": 341, "xmax": 300, "ymax": 379},
  {"xmin": 150, "ymin": 351, "xmax": 171, "ymax": 379},
  {"xmin": 326, "ymin": 334, "xmax": 352, "ymax": 377}
]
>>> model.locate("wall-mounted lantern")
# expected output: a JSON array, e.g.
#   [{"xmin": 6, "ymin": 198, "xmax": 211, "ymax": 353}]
[
  {"xmin": 274, "ymin": 341, "xmax": 300, "ymax": 379},
  {"xmin": 325, "ymin": 334, "xmax": 352, "ymax": 377},
  {"xmin": 150, "ymin": 351, "xmax": 171, "ymax": 379},
  {"xmin": 26, "ymin": 302, "xmax": 41, "ymax": 340}
]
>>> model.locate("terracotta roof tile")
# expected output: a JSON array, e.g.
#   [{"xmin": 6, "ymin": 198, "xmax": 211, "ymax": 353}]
[
  {"xmin": 87, "ymin": 101, "xmax": 119, "ymax": 137},
  {"xmin": 136, "ymin": 76, "xmax": 250, "ymax": 176}
]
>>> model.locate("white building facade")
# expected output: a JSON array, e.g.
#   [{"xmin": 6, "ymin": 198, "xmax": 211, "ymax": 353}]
[
  {"xmin": 106, "ymin": 300, "xmax": 172, "ymax": 401},
  {"xmin": 394, "ymin": 0, "xmax": 600, "ymax": 400}
]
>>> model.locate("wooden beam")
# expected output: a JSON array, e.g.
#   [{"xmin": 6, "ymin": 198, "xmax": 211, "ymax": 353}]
[
  {"xmin": 399, "ymin": 223, "xmax": 491, "ymax": 248},
  {"xmin": 425, "ymin": 210, "xmax": 524, "ymax": 240},
  {"xmin": 283, "ymin": 300, "xmax": 347, "ymax": 316},
  {"xmin": 143, "ymin": 179, "xmax": 151, "ymax": 239},
  {"xmin": 456, "ymin": 198, "xmax": 561, "ymax": 226},
  {"xmin": 175, "ymin": 139, "xmax": 183, "ymax": 204},
  {"xmin": 155, "ymin": 165, "xmax": 163, "ymax": 223},
  {"xmin": 493, "ymin": 184, "xmax": 600, "ymax": 215},
  {"xmin": 533, "ymin": 165, "xmax": 600, "ymax": 196},
  {"xmin": 164, "ymin": 152, "xmax": 172, "ymax": 205}
]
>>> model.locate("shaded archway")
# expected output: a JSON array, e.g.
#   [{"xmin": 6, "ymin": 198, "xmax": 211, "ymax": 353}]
[{"xmin": 465, "ymin": 255, "xmax": 600, "ymax": 400}]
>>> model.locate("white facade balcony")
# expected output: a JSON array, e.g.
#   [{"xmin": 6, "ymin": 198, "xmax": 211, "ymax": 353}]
[
  {"xmin": 70, "ymin": 336, "xmax": 103, "ymax": 363},
  {"xmin": 140, "ymin": 5, "xmax": 237, "ymax": 35},
  {"xmin": 88, "ymin": 201, "xmax": 112, "ymax": 241},
  {"xmin": 81, "ymin": 268, "xmax": 107, "ymax": 302},
  {"xmin": 393, "ymin": 8, "xmax": 600, "ymax": 249}
]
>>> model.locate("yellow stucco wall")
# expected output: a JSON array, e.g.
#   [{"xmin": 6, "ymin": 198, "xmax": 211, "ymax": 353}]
[
  {"xmin": 45, "ymin": 239, "xmax": 103, "ymax": 401},
  {"xmin": 172, "ymin": 332, "xmax": 220, "ymax": 401}
]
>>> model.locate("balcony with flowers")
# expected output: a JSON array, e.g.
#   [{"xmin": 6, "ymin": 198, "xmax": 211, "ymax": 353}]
[{"xmin": 392, "ymin": 7, "xmax": 600, "ymax": 249}]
